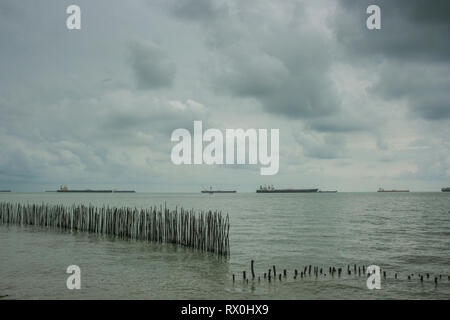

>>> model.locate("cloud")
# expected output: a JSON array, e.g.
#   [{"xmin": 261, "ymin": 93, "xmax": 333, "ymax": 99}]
[
  {"xmin": 201, "ymin": 2, "xmax": 342, "ymax": 120},
  {"xmin": 129, "ymin": 40, "xmax": 176, "ymax": 89},
  {"xmin": 0, "ymin": 0, "xmax": 449, "ymax": 191},
  {"xmin": 307, "ymin": 117, "xmax": 366, "ymax": 133},
  {"xmin": 371, "ymin": 62, "xmax": 450, "ymax": 120},
  {"xmin": 295, "ymin": 132, "xmax": 347, "ymax": 159},
  {"xmin": 333, "ymin": 0, "xmax": 450, "ymax": 120},
  {"xmin": 169, "ymin": 0, "xmax": 228, "ymax": 21},
  {"xmin": 335, "ymin": 0, "xmax": 450, "ymax": 62}
]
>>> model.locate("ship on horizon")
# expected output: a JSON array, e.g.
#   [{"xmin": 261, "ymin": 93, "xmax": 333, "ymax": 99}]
[
  {"xmin": 49, "ymin": 186, "xmax": 136, "ymax": 193},
  {"xmin": 257, "ymin": 185, "xmax": 318, "ymax": 193},
  {"xmin": 442, "ymin": 187, "xmax": 450, "ymax": 192},
  {"xmin": 377, "ymin": 188, "xmax": 409, "ymax": 193},
  {"xmin": 201, "ymin": 186, "xmax": 236, "ymax": 194}
]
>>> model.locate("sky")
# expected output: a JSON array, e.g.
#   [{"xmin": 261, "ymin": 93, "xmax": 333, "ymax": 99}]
[{"xmin": 0, "ymin": 0, "xmax": 449, "ymax": 192}]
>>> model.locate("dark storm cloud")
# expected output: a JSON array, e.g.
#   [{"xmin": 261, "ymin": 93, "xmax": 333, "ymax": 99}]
[
  {"xmin": 335, "ymin": 0, "xmax": 450, "ymax": 61},
  {"xmin": 129, "ymin": 41, "xmax": 176, "ymax": 89},
  {"xmin": 410, "ymin": 94, "xmax": 450, "ymax": 120},
  {"xmin": 372, "ymin": 63, "xmax": 450, "ymax": 120},
  {"xmin": 1, "ymin": 0, "xmax": 448, "ymax": 191},
  {"xmin": 372, "ymin": 62, "xmax": 450, "ymax": 120},
  {"xmin": 193, "ymin": 3, "xmax": 343, "ymax": 120},
  {"xmin": 216, "ymin": 43, "xmax": 340, "ymax": 119},
  {"xmin": 334, "ymin": 0, "xmax": 450, "ymax": 120}
]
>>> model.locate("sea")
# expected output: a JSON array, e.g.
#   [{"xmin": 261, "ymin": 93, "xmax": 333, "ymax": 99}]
[{"xmin": 0, "ymin": 192, "xmax": 449, "ymax": 299}]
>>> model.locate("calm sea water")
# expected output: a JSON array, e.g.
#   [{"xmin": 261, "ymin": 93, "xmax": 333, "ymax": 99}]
[{"xmin": 0, "ymin": 192, "xmax": 449, "ymax": 299}]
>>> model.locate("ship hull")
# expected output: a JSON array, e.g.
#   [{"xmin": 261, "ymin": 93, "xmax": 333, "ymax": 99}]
[
  {"xmin": 202, "ymin": 191, "xmax": 236, "ymax": 194},
  {"xmin": 57, "ymin": 190, "xmax": 113, "ymax": 193},
  {"xmin": 442, "ymin": 188, "xmax": 450, "ymax": 192},
  {"xmin": 257, "ymin": 189, "xmax": 318, "ymax": 193},
  {"xmin": 377, "ymin": 190, "xmax": 409, "ymax": 192}
]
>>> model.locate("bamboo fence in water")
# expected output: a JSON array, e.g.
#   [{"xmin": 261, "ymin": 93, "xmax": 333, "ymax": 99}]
[{"xmin": 0, "ymin": 202, "xmax": 230, "ymax": 257}]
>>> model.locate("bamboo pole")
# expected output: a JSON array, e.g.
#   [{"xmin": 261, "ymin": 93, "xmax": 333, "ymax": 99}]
[{"xmin": 0, "ymin": 202, "xmax": 230, "ymax": 257}]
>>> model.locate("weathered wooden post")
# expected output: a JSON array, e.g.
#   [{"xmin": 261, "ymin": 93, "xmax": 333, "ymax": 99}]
[{"xmin": 251, "ymin": 260, "xmax": 255, "ymax": 280}]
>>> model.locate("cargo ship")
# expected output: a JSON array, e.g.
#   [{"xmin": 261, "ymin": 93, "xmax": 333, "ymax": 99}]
[
  {"xmin": 257, "ymin": 185, "xmax": 318, "ymax": 193},
  {"xmin": 52, "ymin": 186, "xmax": 135, "ymax": 193},
  {"xmin": 377, "ymin": 188, "xmax": 409, "ymax": 192},
  {"xmin": 442, "ymin": 187, "xmax": 450, "ymax": 192},
  {"xmin": 201, "ymin": 186, "xmax": 236, "ymax": 194}
]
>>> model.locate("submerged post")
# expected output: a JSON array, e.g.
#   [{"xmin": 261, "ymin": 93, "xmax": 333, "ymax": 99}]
[{"xmin": 251, "ymin": 260, "xmax": 255, "ymax": 280}]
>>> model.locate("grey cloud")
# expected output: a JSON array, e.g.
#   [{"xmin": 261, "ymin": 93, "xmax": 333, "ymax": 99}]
[
  {"xmin": 216, "ymin": 52, "xmax": 289, "ymax": 97},
  {"xmin": 1, "ymin": 0, "xmax": 449, "ymax": 191},
  {"xmin": 307, "ymin": 118, "xmax": 366, "ymax": 133},
  {"xmin": 207, "ymin": 8, "xmax": 341, "ymax": 119},
  {"xmin": 98, "ymin": 94, "xmax": 208, "ymax": 139},
  {"xmin": 0, "ymin": 149, "xmax": 38, "ymax": 182},
  {"xmin": 335, "ymin": 0, "xmax": 450, "ymax": 62},
  {"xmin": 396, "ymin": 152, "xmax": 449, "ymax": 181},
  {"xmin": 129, "ymin": 41, "xmax": 176, "ymax": 89},
  {"xmin": 410, "ymin": 94, "xmax": 450, "ymax": 120},
  {"xmin": 295, "ymin": 133, "xmax": 347, "ymax": 159},
  {"xmin": 372, "ymin": 62, "xmax": 450, "ymax": 120},
  {"xmin": 334, "ymin": 0, "xmax": 450, "ymax": 121},
  {"xmin": 169, "ymin": 0, "xmax": 228, "ymax": 21},
  {"xmin": 217, "ymin": 50, "xmax": 339, "ymax": 119},
  {"xmin": 165, "ymin": 0, "xmax": 238, "ymax": 49}
]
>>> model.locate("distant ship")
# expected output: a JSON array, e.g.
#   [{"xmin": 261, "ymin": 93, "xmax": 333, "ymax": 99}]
[
  {"xmin": 0, "ymin": 190, "xmax": 11, "ymax": 192},
  {"xmin": 318, "ymin": 190, "xmax": 337, "ymax": 193},
  {"xmin": 257, "ymin": 185, "xmax": 318, "ymax": 193},
  {"xmin": 52, "ymin": 186, "xmax": 135, "ymax": 193},
  {"xmin": 377, "ymin": 188, "xmax": 409, "ymax": 193},
  {"xmin": 201, "ymin": 186, "xmax": 236, "ymax": 194},
  {"xmin": 442, "ymin": 187, "xmax": 450, "ymax": 192}
]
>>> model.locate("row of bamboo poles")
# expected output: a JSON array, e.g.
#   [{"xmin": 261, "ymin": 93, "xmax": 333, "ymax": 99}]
[{"xmin": 0, "ymin": 202, "xmax": 230, "ymax": 257}]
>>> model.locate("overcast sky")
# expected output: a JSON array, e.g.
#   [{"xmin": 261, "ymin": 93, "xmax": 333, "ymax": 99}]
[{"xmin": 1, "ymin": 0, "xmax": 449, "ymax": 192}]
